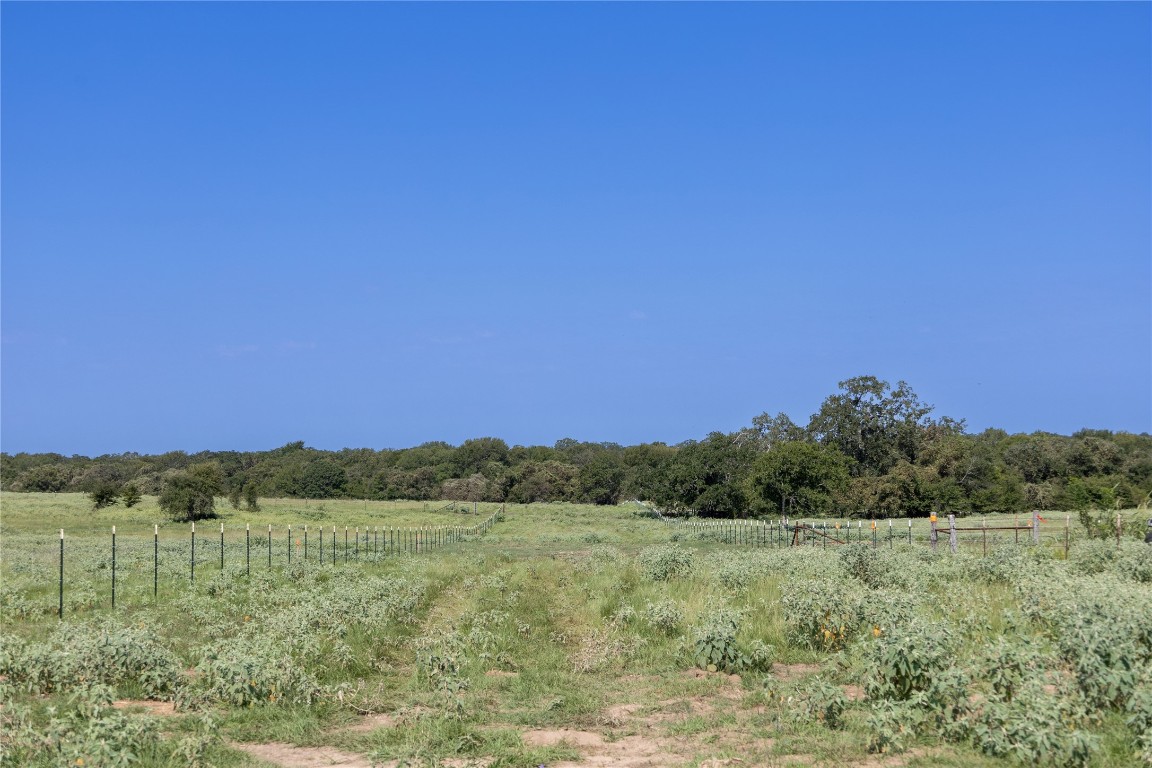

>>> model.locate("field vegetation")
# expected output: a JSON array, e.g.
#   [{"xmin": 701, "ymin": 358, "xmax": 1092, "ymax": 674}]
[{"xmin": 2, "ymin": 494, "xmax": 1150, "ymax": 768}]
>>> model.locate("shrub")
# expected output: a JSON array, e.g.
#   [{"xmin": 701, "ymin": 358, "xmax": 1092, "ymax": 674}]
[
  {"xmin": 690, "ymin": 606, "xmax": 767, "ymax": 673},
  {"xmin": 642, "ymin": 599, "xmax": 683, "ymax": 635},
  {"xmin": 181, "ymin": 638, "xmax": 323, "ymax": 707},
  {"xmin": 969, "ymin": 681, "xmax": 1097, "ymax": 768},
  {"xmin": 1114, "ymin": 540, "xmax": 1152, "ymax": 583},
  {"xmin": 0, "ymin": 621, "xmax": 181, "ymax": 698},
  {"xmin": 866, "ymin": 699, "xmax": 924, "ymax": 754},
  {"xmin": 88, "ymin": 481, "xmax": 122, "ymax": 510},
  {"xmin": 637, "ymin": 543, "xmax": 694, "ymax": 582},
  {"xmin": 789, "ymin": 677, "xmax": 850, "ymax": 729},
  {"xmin": 781, "ymin": 576, "xmax": 862, "ymax": 650},
  {"xmin": 838, "ymin": 543, "xmax": 888, "ymax": 588},
  {"xmin": 862, "ymin": 619, "xmax": 959, "ymax": 702}
]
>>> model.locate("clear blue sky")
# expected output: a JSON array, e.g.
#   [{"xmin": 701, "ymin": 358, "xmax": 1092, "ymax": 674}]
[{"xmin": 2, "ymin": 2, "xmax": 1149, "ymax": 456}]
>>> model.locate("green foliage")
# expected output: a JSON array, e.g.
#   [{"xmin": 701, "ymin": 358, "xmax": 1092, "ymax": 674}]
[
  {"xmin": 1, "ymin": 683, "xmax": 160, "ymax": 768},
  {"xmin": 781, "ymin": 575, "xmax": 861, "ymax": 650},
  {"xmin": 690, "ymin": 606, "xmax": 767, "ymax": 673},
  {"xmin": 636, "ymin": 543, "xmax": 694, "ymax": 581},
  {"xmin": 862, "ymin": 619, "xmax": 960, "ymax": 703},
  {"xmin": 576, "ymin": 454, "xmax": 626, "ymax": 505},
  {"xmin": 866, "ymin": 698, "xmax": 924, "ymax": 754},
  {"xmin": 157, "ymin": 469, "xmax": 218, "ymax": 522},
  {"xmin": 807, "ymin": 376, "xmax": 957, "ymax": 476},
  {"xmin": 978, "ymin": 637, "xmax": 1047, "ymax": 703},
  {"xmin": 650, "ymin": 432, "xmax": 753, "ymax": 517},
  {"xmin": 4, "ymin": 377, "xmax": 1151, "ymax": 515},
  {"xmin": 0, "ymin": 621, "xmax": 181, "ymax": 698},
  {"xmin": 244, "ymin": 483, "xmax": 260, "ymax": 511},
  {"xmin": 969, "ymin": 682, "xmax": 1098, "ymax": 768},
  {"xmin": 181, "ymin": 637, "xmax": 323, "ymax": 707},
  {"xmin": 745, "ymin": 441, "xmax": 850, "ymax": 517},
  {"xmin": 88, "ymin": 481, "xmax": 122, "ymax": 510},
  {"xmin": 641, "ymin": 599, "xmax": 683, "ymax": 634},
  {"xmin": 789, "ymin": 676, "xmax": 850, "ymax": 729},
  {"xmin": 119, "ymin": 483, "xmax": 141, "ymax": 508},
  {"xmin": 837, "ymin": 542, "xmax": 888, "ymax": 588}
]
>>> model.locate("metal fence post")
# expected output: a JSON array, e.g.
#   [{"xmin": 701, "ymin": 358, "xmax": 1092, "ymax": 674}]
[
  {"xmin": 59, "ymin": 529, "xmax": 64, "ymax": 619},
  {"xmin": 111, "ymin": 525, "xmax": 116, "ymax": 609}
]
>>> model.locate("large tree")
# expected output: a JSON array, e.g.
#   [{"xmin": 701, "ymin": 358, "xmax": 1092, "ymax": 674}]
[
  {"xmin": 745, "ymin": 441, "xmax": 851, "ymax": 517},
  {"xmin": 807, "ymin": 376, "xmax": 961, "ymax": 476},
  {"xmin": 158, "ymin": 466, "xmax": 220, "ymax": 522},
  {"xmin": 651, "ymin": 433, "xmax": 754, "ymax": 517}
]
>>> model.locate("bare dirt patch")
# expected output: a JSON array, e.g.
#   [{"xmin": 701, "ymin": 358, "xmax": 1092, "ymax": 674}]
[
  {"xmin": 772, "ymin": 663, "xmax": 820, "ymax": 682},
  {"xmin": 841, "ymin": 684, "xmax": 865, "ymax": 702},
  {"xmin": 231, "ymin": 742, "xmax": 377, "ymax": 768},
  {"xmin": 603, "ymin": 702, "xmax": 644, "ymax": 724},
  {"xmin": 484, "ymin": 669, "xmax": 519, "ymax": 678},
  {"xmin": 112, "ymin": 700, "xmax": 177, "ymax": 717},
  {"xmin": 526, "ymin": 729, "xmax": 690, "ymax": 768}
]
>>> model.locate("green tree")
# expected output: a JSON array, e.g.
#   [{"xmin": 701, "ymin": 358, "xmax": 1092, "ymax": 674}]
[
  {"xmin": 576, "ymin": 453, "xmax": 626, "ymax": 505},
  {"xmin": 451, "ymin": 438, "xmax": 510, "ymax": 476},
  {"xmin": 807, "ymin": 376, "xmax": 960, "ymax": 476},
  {"xmin": 16, "ymin": 464, "xmax": 70, "ymax": 492},
  {"xmin": 507, "ymin": 460, "xmax": 577, "ymax": 503},
  {"xmin": 89, "ymin": 481, "xmax": 122, "ymax": 510},
  {"xmin": 737, "ymin": 412, "xmax": 808, "ymax": 450},
  {"xmin": 244, "ymin": 483, "xmax": 260, "ymax": 511},
  {"xmin": 120, "ymin": 483, "xmax": 142, "ymax": 508},
  {"xmin": 298, "ymin": 460, "xmax": 348, "ymax": 499},
  {"xmin": 652, "ymin": 433, "xmax": 753, "ymax": 517},
  {"xmin": 158, "ymin": 471, "xmax": 218, "ymax": 522},
  {"xmin": 745, "ymin": 442, "xmax": 850, "ymax": 517}
]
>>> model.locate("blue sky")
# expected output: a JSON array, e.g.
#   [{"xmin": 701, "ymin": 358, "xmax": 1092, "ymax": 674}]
[{"xmin": 2, "ymin": 3, "xmax": 1149, "ymax": 456}]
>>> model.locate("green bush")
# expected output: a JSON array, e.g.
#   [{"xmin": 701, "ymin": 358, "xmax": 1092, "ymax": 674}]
[
  {"xmin": 781, "ymin": 576, "xmax": 862, "ymax": 650},
  {"xmin": 789, "ymin": 676, "xmax": 850, "ymax": 729},
  {"xmin": 969, "ymin": 681, "xmax": 1097, "ymax": 768},
  {"xmin": 2, "ymin": 683, "xmax": 160, "ymax": 768},
  {"xmin": 0, "ymin": 621, "xmax": 181, "ymax": 698},
  {"xmin": 862, "ymin": 619, "xmax": 959, "ymax": 702},
  {"xmin": 690, "ymin": 606, "xmax": 767, "ymax": 673},
  {"xmin": 642, "ymin": 599, "xmax": 683, "ymax": 635},
  {"xmin": 637, "ymin": 543, "xmax": 694, "ymax": 582},
  {"xmin": 181, "ymin": 637, "xmax": 323, "ymax": 707}
]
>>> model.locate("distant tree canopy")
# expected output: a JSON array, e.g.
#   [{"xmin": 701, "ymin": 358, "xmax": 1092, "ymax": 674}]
[{"xmin": 3, "ymin": 377, "xmax": 1150, "ymax": 518}]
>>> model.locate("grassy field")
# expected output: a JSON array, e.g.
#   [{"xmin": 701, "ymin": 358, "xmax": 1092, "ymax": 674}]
[{"xmin": 1, "ymin": 493, "xmax": 1150, "ymax": 768}]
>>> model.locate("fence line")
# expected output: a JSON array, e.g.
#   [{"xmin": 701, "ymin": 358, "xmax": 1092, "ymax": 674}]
[
  {"xmin": 666, "ymin": 511, "xmax": 1077, "ymax": 555},
  {"xmin": 50, "ymin": 506, "xmax": 503, "ymax": 618}
]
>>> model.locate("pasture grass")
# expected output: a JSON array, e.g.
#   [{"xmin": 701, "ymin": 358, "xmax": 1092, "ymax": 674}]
[{"xmin": 1, "ymin": 493, "xmax": 1150, "ymax": 767}]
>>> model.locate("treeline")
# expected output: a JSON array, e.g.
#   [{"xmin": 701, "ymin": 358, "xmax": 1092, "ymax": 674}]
[{"xmin": 2, "ymin": 377, "xmax": 1149, "ymax": 518}]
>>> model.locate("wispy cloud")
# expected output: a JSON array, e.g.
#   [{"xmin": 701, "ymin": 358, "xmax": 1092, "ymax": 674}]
[{"xmin": 629, "ymin": 310, "xmax": 648, "ymax": 321}]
